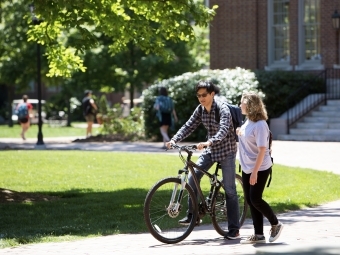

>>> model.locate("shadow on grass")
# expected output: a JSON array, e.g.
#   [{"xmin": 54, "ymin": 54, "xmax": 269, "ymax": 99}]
[
  {"xmin": 0, "ymin": 188, "xmax": 331, "ymax": 246},
  {"xmin": 0, "ymin": 188, "xmax": 148, "ymax": 243}
]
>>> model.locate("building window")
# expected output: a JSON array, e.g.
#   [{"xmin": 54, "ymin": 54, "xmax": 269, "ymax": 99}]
[
  {"xmin": 47, "ymin": 85, "xmax": 58, "ymax": 92},
  {"xmin": 296, "ymin": 0, "xmax": 323, "ymax": 70},
  {"xmin": 28, "ymin": 80, "xmax": 35, "ymax": 92},
  {"xmin": 266, "ymin": 0, "xmax": 292, "ymax": 71}
]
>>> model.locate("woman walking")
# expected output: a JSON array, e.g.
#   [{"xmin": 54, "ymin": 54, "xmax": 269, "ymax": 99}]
[
  {"xmin": 16, "ymin": 95, "xmax": 33, "ymax": 140},
  {"xmin": 154, "ymin": 87, "xmax": 178, "ymax": 149},
  {"xmin": 237, "ymin": 91, "xmax": 283, "ymax": 244}
]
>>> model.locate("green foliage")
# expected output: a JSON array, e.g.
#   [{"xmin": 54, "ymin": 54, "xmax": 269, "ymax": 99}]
[
  {"xmin": 0, "ymin": 150, "xmax": 340, "ymax": 248},
  {"xmin": 100, "ymin": 104, "xmax": 144, "ymax": 140},
  {"xmin": 98, "ymin": 95, "xmax": 109, "ymax": 115},
  {"xmin": 255, "ymin": 70, "xmax": 326, "ymax": 118},
  {"xmin": 43, "ymin": 93, "xmax": 70, "ymax": 119},
  {"xmin": 26, "ymin": 0, "xmax": 217, "ymax": 77},
  {"xmin": 0, "ymin": 0, "xmax": 44, "ymax": 89},
  {"xmin": 188, "ymin": 25, "xmax": 210, "ymax": 69},
  {"xmin": 142, "ymin": 68, "xmax": 260, "ymax": 141},
  {"xmin": 0, "ymin": 1, "xmax": 212, "ymax": 121}
]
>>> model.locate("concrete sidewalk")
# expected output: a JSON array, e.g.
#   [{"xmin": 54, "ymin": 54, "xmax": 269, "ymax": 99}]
[
  {"xmin": 1, "ymin": 200, "xmax": 340, "ymax": 255},
  {"xmin": 1, "ymin": 138, "xmax": 340, "ymax": 254}
]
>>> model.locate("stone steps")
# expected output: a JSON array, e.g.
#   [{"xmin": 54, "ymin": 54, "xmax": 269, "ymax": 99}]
[
  {"xmin": 296, "ymin": 123, "xmax": 340, "ymax": 129},
  {"xmin": 278, "ymin": 134, "xmax": 340, "ymax": 142},
  {"xmin": 277, "ymin": 100, "xmax": 340, "ymax": 141},
  {"xmin": 290, "ymin": 129, "xmax": 340, "ymax": 135},
  {"xmin": 310, "ymin": 111, "xmax": 339, "ymax": 117},
  {"xmin": 303, "ymin": 116, "xmax": 340, "ymax": 122}
]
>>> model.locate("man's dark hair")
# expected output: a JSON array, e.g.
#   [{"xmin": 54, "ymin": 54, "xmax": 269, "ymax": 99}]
[
  {"xmin": 195, "ymin": 80, "xmax": 216, "ymax": 94},
  {"xmin": 159, "ymin": 87, "xmax": 168, "ymax": 96},
  {"xmin": 214, "ymin": 86, "xmax": 221, "ymax": 94},
  {"xmin": 22, "ymin": 95, "xmax": 28, "ymax": 102}
]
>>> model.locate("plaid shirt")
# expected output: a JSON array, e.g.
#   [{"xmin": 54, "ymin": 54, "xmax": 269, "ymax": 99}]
[{"xmin": 171, "ymin": 100, "xmax": 237, "ymax": 162}]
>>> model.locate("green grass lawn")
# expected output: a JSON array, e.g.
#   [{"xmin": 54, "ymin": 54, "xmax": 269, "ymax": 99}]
[
  {"xmin": 1, "ymin": 150, "xmax": 340, "ymax": 248},
  {"xmin": 0, "ymin": 123, "xmax": 100, "ymax": 138}
]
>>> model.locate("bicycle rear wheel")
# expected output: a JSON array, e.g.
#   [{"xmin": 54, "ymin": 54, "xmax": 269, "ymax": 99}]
[
  {"xmin": 211, "ymin": 174, "xmax": 248, "ymax": 236},
  {"xmin": 143, "ymin": 177, "xmax": 198, "ymax": 244}
]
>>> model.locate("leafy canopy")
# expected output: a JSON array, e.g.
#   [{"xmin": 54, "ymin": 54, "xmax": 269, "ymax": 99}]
[{"xmin": 27, "ymin": 0, "xmax": 217, "ymax": 77}]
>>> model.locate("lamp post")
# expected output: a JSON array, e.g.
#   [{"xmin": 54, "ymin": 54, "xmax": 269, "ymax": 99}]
[
  {"xmin": 29, "ymin": 4, "xmax": 44, "ymax": 145},
  {"xmin": 332, "ymin": 10, "xmax": 340, "ymax": 67}
]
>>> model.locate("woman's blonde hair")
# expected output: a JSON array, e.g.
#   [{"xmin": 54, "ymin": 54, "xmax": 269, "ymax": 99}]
[{"xmin": 242, "ymin": 91, "xmax": 268, "ymax": 122}]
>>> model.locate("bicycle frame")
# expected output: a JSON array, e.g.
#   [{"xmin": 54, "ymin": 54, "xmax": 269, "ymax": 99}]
[
  {"xmin": 170, "ymin": 146, "xmax": 223, "ymax": 218},
  {"xmin": 144, "ymin": 144, "xmax": 247, "ymax": 244}
]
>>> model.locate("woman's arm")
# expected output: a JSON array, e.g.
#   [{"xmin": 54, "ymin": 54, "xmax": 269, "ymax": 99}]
[
  {"xmin": 172, "ymin": 108, "xmax": 178, "ymax": 122},
  {"xmin": 249, "ymin": 146, "xmax": 266, "ymax": 185},
  {"xmin": 253, "ymin": 147, "xmax": 266, "ymax": 173}
]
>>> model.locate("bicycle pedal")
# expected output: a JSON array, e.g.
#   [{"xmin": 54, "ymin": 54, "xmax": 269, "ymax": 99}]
[{"xmin": 196, "ymin": 219, "xmax": 202, "ymax": 226}]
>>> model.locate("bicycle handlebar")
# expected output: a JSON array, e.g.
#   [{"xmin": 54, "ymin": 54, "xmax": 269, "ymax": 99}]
[
  {"xmin": 168, "ymin": 144, "xmax": 209, "ymax": 154},
  {"xmin": 168, "ymin": 143, "xmax": 197, "ymax": 152}
]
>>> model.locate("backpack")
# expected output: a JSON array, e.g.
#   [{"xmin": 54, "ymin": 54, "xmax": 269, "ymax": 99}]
[
  {"xmin": 198, "ymin": 100, "xmax": 243, "ymax": 142},
  {"xmin": 82, "ymin": 97, "xmax": 95, "ymax": 116},
  {"xmin": 16, "ymin": 103, "xmax": 28, "ymax": 120},
  {"xmin": 157, "ymin": 96, "xmax": 173, "ymax": 114},
  {"xmin": 267, "ymin": 129, "xmax": 273, "ymax": 187}
]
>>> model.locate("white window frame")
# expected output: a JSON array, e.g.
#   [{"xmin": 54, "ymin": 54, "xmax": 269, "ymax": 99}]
[
  {"xmin": 266, "ymin": 0, "xmax": 292, "ymax": 71},
  {"xmin": 295, "ymin": 0, "xmax": 324, "ymax": 70}
]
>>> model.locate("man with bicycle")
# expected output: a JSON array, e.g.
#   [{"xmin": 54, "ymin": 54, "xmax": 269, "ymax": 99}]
[{"xmin": 166, "ymin": 80, "xmax": 240, "ymax": 240}]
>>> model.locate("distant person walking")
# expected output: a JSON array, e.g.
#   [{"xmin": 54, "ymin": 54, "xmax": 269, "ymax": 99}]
[
  {"xmin": 154, "ymin": 87, "xmax": 178, "ymax": 149},
  {"xmin": 82, "ymin": 90, "xmax": 98, "ymax": 138},
  {"xmin": 16, "ymin": 95, "xmax": 33, "ymax": 140},
  {"xmin": 238, "ymin": 91, "xmax": 283, "ymax": 244}
]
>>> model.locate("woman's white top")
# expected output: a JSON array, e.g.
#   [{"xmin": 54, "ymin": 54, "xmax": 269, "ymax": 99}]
[{"xmin": 238, "ymin": 119, "xmax": 272, "ymax": 174}]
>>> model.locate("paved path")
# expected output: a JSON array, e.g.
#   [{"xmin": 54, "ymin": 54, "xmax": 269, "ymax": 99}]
[
  {"xmin": 1, "ymin": 138, "xmax": 340, "ymax": 254},
  {"xmin": 1, "ymin": 199, "xmax": 340, "ymax": 255}
]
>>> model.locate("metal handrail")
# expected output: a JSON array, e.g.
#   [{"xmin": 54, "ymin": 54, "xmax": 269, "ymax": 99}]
[{"xmin": 286, "ymin": 70, "xmax": 327, "ymax": 134}]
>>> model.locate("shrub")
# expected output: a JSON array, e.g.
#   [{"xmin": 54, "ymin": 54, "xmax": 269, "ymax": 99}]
[
  {"xmin": 100, "ymin": 103, "xmax": 144, "ymax": 141},
  {"xmin": 98, "ymin": 95, "xmax": 109, "ymax": 115},
  {"xmin": 142, "ymin": 68, "xmax": 260, "ymax": 141},
  {"xmin": 255, "ymin": 70, "xmax": 326, "ymax": 118}
]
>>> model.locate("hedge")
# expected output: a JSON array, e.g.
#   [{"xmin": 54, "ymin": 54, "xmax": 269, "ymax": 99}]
[{"xmin": 142, "ymin": 68, "xmax": 260, "ymax": 141}]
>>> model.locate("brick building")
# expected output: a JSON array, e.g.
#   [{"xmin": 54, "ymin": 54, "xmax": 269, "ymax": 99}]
[{"xmin": 209, "ymin": 0, "xmax": 340, "ymax": 71}]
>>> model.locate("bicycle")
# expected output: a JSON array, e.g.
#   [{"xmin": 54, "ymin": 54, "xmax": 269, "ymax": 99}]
[{"xmin": 143, "ymin": 144, "xmax": 248, "ymax": 244}]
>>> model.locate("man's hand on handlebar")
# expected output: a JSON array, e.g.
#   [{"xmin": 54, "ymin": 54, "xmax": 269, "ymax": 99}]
[
  {"xmin": 166, "ymin": 140, "xmax": 176, "ymax": 149},
  {"xmin": 166, "ymin": 140, "xmax": 211, "ymax": 150},
  {"xmin": 196, "ymin": 141, "xmax": 211, "ymax": 150}
]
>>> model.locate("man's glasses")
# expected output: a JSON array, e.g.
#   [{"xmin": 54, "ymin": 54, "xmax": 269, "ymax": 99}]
[{"xmin": 196, "ymin": 93, "xmax": 210, "ymax": 98}]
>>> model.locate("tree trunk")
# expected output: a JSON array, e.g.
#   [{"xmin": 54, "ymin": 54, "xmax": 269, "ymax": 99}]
[
  {"xmin": 7, "ymin": 84, "xmax": 14, "ymax": 127},
  {"xmin": 129, "ymin": 84, "xmax": 135, "ymax": 110},
  {"xmin": 67, "ymin": 98, "xmax": 71, "ymax": 127},
  {"xmin": 129, "ymin": 42, "xmax": 135, "ymax": 110}
]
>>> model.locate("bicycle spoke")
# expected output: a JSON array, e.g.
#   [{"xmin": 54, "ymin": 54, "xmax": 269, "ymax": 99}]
[
  {"xmin": 144, "ymin": 178, "xmax": 197, "ymax": 244},
  {"xmin": 211, "ymin": 174, "xmax": 248, "ymax": 236}
]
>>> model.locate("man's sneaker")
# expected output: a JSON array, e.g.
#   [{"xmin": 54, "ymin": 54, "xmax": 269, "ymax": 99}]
[
  {"xmin": 269, "ymin": 221, "xmax": 284, "ymax": 242},
  {"xmin": 240, "ymin": 234, "xmax": 266, "ymax": 244},
  {"xmin": 224, "ymin": 229, "xmax": 240, "ymax": 240},
  {"xmin": 178, "ymin": 214, "xmax": 202, "ymax": 226}
]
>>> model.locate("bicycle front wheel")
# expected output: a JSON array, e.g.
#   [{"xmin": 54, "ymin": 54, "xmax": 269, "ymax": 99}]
[
  {"xmin": 143, "ymin": 177, "xmax": 198, "ymax": 244},
  {"xmin": 211, "ymin": 174, "xmax": 248, "ymax": 236}
]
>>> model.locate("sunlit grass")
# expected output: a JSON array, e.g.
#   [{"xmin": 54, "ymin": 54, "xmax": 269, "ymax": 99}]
[
  {"xmin": 0, "ymin": 123, "xmax": 99, "ymax": 138},
  {"xmin": 0, "ymin": 150, "xmax": 339, "ymax": 248}
]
